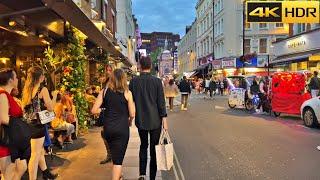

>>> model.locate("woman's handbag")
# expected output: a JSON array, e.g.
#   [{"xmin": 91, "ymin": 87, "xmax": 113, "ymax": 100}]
[
  {"xmin": 0, "ymin": 125, "xmax": 10, "ymax": 146},
  {"xmin": 37, "ymin": 110, "xmax": 55, "ymax": 124},
  {"xmin": 97, "ymin": 88, "xmax": 108, "ymax": 127},
  {"xmin": 156, "ymin": 128, "xmax": 174, "ymax": 171}
]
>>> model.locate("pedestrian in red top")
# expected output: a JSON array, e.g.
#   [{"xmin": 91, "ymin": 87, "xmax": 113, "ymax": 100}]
[{"xmin": 0, "ymin": 68, "xmax": 28, "ymax": 180}]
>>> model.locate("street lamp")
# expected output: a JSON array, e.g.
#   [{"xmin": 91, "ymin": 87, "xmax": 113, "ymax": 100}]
[{"xmin": 242, "ymin": 0, "xmax": 247, "ymax": 75}]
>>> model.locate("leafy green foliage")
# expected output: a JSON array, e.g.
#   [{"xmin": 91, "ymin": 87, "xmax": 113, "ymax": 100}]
[{"xmin": 45, "ymin": 26, "xmax": 89, "ymax": 129}]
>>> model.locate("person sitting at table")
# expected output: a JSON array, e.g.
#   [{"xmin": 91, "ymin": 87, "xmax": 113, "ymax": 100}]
[{"xmin": 51, "ymin": 93, "xmax": 75, "ymax": 147}]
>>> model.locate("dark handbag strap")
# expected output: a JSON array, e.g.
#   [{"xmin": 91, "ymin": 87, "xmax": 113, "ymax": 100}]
[{"xmin": 101, "ymin": 87, "xmax": 108, "ymax": 109}]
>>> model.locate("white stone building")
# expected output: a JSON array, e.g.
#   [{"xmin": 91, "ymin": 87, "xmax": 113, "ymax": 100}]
[
  {"xmin": 196, "ymin": 0, "xmax": 214, "ymax": 66},
  {"xmin": 178, "ymin": 20, "xmax": 197, "ymax": 74},
  {"xmin": 116, "ymin": 0, "xmax": 136, "ymax": 66}
]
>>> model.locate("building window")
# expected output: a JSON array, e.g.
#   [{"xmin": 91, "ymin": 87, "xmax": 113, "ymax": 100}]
[
  {"xmin": 245, "ymin": 22, "xmax": 251, "ymax": 29},
  {"xmin": 103, "ymin": 3, "xmax": 107, "ymax": 21},
  {"xmin": 244, "ymin": 39, "xmax": 251, "ymax": 54},
  {"xmin": 259, "ymin": 23, "xmax": 267, "ymax": 29},
  {"xmin": 297, "ymin": 23, "xmax": 306, "ymax": 33},
  {"xmin": 220, "ymin": 19, "xmax": 223, "ymax": 34},
  {"xmin": 275, "ymin": 23, "xmax": 284, "ymax": 28},
  {"xmin": 259, "ymin": 38, "xmax": 267, "ymax": 53}
]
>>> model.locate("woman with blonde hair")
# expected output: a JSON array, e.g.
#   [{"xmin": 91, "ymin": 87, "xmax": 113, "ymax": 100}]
[
  {"xmin": 92, "ymin": 69, "xmax": 136, "ymax": 180},
  {"xmin": 22, "ymin": 66, "xmax": 58, "ymax": 180},
  {"xmin": 164, "ymin": 79, "xmax": 179, "ymax": 111}
]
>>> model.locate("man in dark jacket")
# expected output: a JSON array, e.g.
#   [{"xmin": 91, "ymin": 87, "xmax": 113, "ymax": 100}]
[
  {"xmin": 309, "ymin": 71, "xmax": 320, "ymax": 98},
  {"xmin": 179, "ymin": 76, "xmax": 191, "ymax": 110},
  {"xmin": 129, "ymin": 57, "xmax": 168, "ymax": 180}
]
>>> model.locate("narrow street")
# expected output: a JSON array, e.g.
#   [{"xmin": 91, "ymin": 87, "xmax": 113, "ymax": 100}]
[{"xmin": 163, "ymin": 94, "xmax": 320, "ymax": 180}]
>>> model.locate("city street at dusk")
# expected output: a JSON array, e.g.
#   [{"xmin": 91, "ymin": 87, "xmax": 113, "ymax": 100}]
[{"xmin": 1, "ymin": 0, "xmax": 320, "ymax": 180}]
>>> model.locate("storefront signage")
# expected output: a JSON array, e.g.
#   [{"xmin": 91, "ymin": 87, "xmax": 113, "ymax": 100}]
[
  {"xmin": 212, "ymin": 60, "xmax": 222, "ymax": 69},
  {"xmin": 287, "ymin": 37, "xmax": 306, "ymax": 49},
  {"xmin": 273, "ymin": 29, "xmax": 320, "ymax": 57},
  {"xmin": 309, "ymin": 54, "xmax": 320, "ymax": 61},
  {"xmin": 222, "ymin": 58, "xmax": 236, "ymax": 68},
  {"xmin": 236, "ymin": 57, "xmax": 258, "ymax": 68},
  {"xmin": 257, "ymin": 55, "xmax": 268, "ymax": 67}
]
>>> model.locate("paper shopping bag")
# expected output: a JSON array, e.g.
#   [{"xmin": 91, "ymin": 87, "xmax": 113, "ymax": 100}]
[{"xmin": 156, "ymin": 129, "xmax": 173, "ymax": 171}]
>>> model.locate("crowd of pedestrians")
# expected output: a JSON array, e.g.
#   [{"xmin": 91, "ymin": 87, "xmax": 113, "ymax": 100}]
[
  {"xmin": 0, "ymin": 67, "xmax": 58, "ymax": 180},
  {"xmin": 92, "ymin": 57, "xmax": 168, "ymax": 180}
]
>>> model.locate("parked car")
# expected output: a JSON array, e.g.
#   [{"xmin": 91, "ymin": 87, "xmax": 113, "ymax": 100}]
[{"xmin": 301, "ymin": 97, "xmax": 320, "ymax": 128}]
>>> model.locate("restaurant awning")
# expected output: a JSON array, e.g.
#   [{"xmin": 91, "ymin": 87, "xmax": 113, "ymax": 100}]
[
  {"xmin": 0, "ymin": 0, "xmax": 132, "ymax": 67},
  {"xmin": 271, "ymin": 49, "xmax": 320, "ymax": 65},
  {"xmin": 183, "ymin": 71, "xmax": 197, "ymax": 79},
  {"xmin": 43, "ymin": 0, "xmax": 132, "ymax": 67}
]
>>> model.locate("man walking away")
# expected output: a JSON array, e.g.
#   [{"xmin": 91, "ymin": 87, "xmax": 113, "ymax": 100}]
[
  {"xmin": 209, "ymin": 77, "xmax": 216, "ymax": 99},
  {"xmin": 129, "ymin": 57, "xmax": 168, "ymax": 180},
  {"xmin": 309, "ymin": 71, "xmax": 320, "ymax": 98},
  {"xmin": 179, "ymin": 76, "xmax": 191, "ymax": 110}
]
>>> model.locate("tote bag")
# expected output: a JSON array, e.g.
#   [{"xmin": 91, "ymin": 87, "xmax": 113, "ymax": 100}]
[{"xmin": 156, "ymin": 129, "xmax": 174, "ymax": 171}]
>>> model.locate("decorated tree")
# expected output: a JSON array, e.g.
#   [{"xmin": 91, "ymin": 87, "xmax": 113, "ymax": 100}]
[
  {"xmin": 60, "ymin": 26, "xmax": 89, "ymax": 129},
  {"xmin": 45, "ymin": 25, "xmax": 89, "ymax": 129}
]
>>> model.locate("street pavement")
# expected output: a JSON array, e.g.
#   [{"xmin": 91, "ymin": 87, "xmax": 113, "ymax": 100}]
[
  {"xmin": 38, "ymin": 126, "xmax": 162, "ymax": 180},
  {"xmin": 163, "ymin": 93, "xmax": 320, "ymax": 180},
  {"xmin": 24, "ymin": 92, "xmax": 320, "ymax": 180}
]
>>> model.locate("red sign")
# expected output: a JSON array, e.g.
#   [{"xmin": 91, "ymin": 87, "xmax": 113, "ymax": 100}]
[
  {"xmin": 222, "ymin": 58, "xmax": 236, "ymax": 68},
  {"xmin": 212, "ymin": 60, "xmax": 222, "ymax": 69}
]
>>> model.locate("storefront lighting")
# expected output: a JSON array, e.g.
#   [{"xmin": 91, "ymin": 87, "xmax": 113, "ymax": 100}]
[
  {"xmin": 115, "ymin": 45, "xmax": 121, "ymax": 51},
  {"xmin": 9, "ymin": 20, "xmax": 16, "ymax": 27},
  {"xmin": 41, "ymin": 39, "xmax": 50, "ymax": 45},
  {"xmin": 14, "ymin": 30, "xmax": 28, "ymax": 37},
  {"xmin": 0, "ymin": 58, "xmax": 9, "ymax": 64},
  {"xmin": 244, "ymin": 67, "xmax": 259, "ymax": 73}
]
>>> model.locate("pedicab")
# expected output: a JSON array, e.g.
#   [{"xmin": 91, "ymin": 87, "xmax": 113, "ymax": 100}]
[
  {"xmin": 271, "ymin": 72, "xmax": 311, "ymax": 117},
  {"xmin": 227, "ymin": 76, "xmax": 251, "ymax": 109}
]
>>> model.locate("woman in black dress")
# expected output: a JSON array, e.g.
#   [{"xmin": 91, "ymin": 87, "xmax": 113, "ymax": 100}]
[{"xmin": 92, "ymin": 69, "xmax": 136, "ymax": 180}]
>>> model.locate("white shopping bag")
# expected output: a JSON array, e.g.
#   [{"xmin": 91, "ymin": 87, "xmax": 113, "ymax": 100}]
[{"xmin": 156, "ymin": 129, "xmax": 174, "ymax": 171}]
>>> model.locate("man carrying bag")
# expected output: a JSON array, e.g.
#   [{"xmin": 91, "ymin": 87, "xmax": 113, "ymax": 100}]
[{"xmin": 129, "ymin": 57, "xmax": 168, "ymax": 180}]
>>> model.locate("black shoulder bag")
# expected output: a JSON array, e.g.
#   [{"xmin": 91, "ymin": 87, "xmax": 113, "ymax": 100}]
[{"xmin": 97, "ymin": 88, "xmax": 108, "ymax": 127}]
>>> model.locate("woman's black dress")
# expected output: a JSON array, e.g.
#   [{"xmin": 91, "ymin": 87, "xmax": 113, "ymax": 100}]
[
  {"xmin": 24, "ymin": 87, "xmax": 46, "ymax": 139},
  {"xmin": 102, "ymin": 89, "xmax": 129, "ymax": 165}
]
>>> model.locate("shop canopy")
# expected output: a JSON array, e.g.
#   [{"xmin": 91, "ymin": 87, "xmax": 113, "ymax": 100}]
[
  {"xmin": 0, "ymin": 0, "xmax": 132, "ymax": 67},
  {"xmin": 183, "ymin": 71, "xmax": 197, "ymax": 79}
]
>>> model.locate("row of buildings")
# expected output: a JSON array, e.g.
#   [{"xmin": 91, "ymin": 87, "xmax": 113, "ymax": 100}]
[
  {"xmin": 178, "ymin": 0, "xmax": 320, "ymax": 78},
  {"xmin": 0, "ymin": 0, "xmax": 140, "ymax": 84}
]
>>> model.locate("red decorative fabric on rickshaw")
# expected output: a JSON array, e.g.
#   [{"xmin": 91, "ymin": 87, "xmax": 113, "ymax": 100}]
[{"xmin": 272, "ymin": 93, "xmax": 310, "ymax": 115}]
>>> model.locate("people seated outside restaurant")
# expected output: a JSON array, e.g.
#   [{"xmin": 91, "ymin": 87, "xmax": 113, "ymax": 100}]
[
  {"xmin": 61, "ymin": 92, "xmax": 78, "ymax": 139},
  {"xmin": 51, "ymin": 94, "xmax": 75, "ymax": 146}
]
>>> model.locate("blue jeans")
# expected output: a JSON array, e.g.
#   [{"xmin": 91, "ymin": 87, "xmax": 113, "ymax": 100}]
[{"xmin": 44, "ymin": 124, "xmax": 52, "ymax": 147}]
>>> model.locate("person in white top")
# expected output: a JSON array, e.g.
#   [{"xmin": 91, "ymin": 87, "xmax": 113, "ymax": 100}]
[{"xmin": 205, "ymin": 77, "xmax": 210, "ymax": 95}]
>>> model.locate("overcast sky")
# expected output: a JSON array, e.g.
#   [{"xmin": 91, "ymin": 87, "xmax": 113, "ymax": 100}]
[{"xmin": 132, "ymin": 0, "xmax": 197, "ymax": 37}]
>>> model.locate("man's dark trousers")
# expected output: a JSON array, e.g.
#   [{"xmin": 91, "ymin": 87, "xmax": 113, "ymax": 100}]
[{"xmin": 138, "ymin": 127, "xmax": 161, "ymax": 180}]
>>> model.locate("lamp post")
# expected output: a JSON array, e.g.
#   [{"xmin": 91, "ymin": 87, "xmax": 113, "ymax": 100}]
[
  {"xmin": 212, "ymin": 0, "xmax": 215, "ymax": 62},
  {"xmin": 242, "ymin": 0, "xmax": 247, "ymax": 75}
]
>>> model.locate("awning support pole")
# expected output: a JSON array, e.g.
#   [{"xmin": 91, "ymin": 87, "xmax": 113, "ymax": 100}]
[{"xmin": 0, "ymin": 7, "xmax": 49, "ymax": 18}]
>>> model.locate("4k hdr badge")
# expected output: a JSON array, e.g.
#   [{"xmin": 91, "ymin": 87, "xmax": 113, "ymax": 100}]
[{"xmin": 247, "ymin": 1, "xmax": 320, "ymax": 23}]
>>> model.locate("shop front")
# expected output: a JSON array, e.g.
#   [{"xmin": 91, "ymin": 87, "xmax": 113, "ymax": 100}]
[
  {"xmin": 271, "ymin": 28, "xmax": 320, "ymax": 72},
  {"xmin": 222, "ymin": 57, "xmax": 237, "ymax": 76},
  {"xmin": 236, "ymin": 55, "xmax": 274, "ymax": 76}
]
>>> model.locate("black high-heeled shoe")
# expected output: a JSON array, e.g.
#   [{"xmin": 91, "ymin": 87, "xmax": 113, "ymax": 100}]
[{"xmin": 42, "ymin": 169, "xmax": 59, "ymax": 180}]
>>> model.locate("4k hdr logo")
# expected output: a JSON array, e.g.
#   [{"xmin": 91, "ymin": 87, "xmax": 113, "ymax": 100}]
[{"xmin": 247, "ymin": 1, "xmax": 320, "ymax": 23}]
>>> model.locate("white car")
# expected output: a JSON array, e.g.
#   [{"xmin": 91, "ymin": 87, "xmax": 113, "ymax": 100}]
[{"xmin": 301, "ymin": 97, "xmax": 320, "ymax": 128}]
